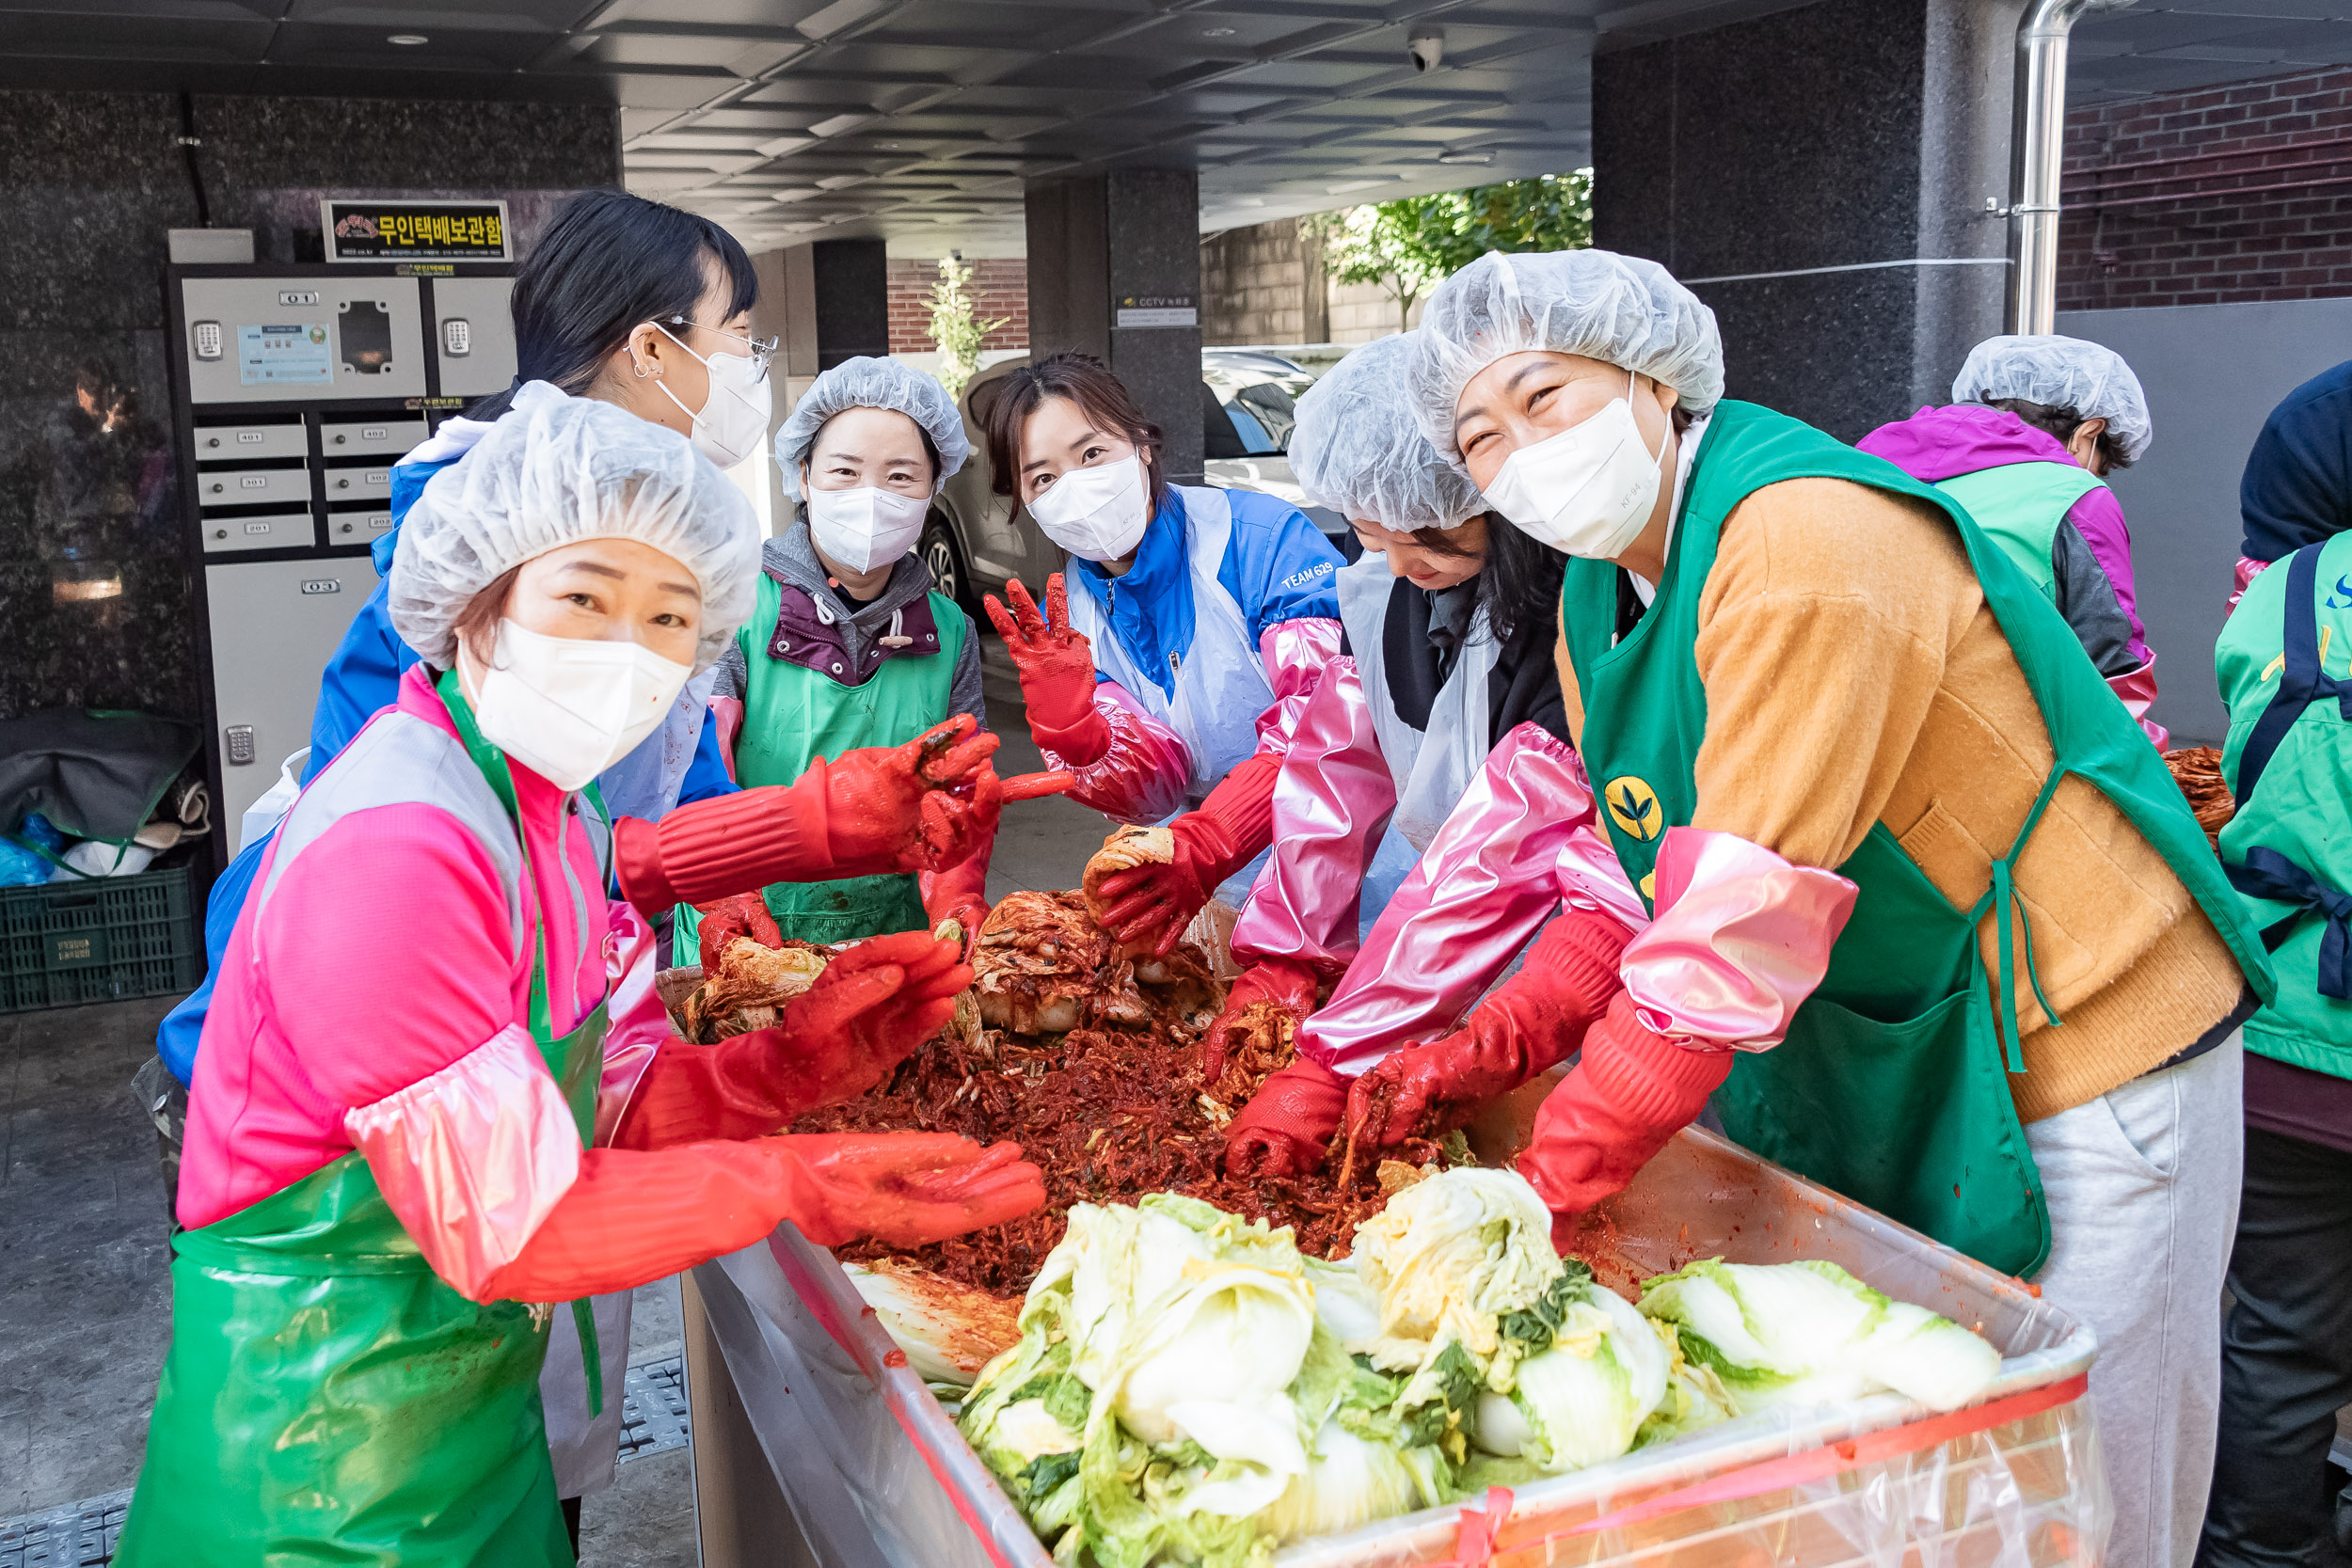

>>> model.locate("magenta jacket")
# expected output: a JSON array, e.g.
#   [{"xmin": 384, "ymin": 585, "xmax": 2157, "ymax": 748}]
[{"xmin": 1857, "ymin": 404, "xmax": 2150, "ymax": 671}]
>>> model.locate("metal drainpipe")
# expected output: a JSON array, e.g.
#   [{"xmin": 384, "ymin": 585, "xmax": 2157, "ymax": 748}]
[{"xmin": 2009, "ymin": 0, "xmax": 2133, "ymax": 333}]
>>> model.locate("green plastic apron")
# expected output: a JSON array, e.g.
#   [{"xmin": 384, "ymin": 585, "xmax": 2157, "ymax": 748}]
[
  {"xmin": 1562, "ymin": 401, "xmax": 2269, "ymax": 1277},
  {"xmin": 119, "ymin": 677, "xmax": 609, "ymax": 1568},
  {"xmin": 678, "ymin": 571, "xmax": 963, "ymax": 949}
]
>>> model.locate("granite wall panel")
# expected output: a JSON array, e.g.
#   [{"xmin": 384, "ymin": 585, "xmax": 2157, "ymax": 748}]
[
  {"xmin": 1594, "ymin": 0, "xmax": 2008, "ymax": 440},
  {"xmin": 0, "ymin": 87, "xmax": 618, "ymax": 724}
]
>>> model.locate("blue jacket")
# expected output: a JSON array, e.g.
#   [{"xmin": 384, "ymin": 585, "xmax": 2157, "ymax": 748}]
[
  {"xmin": 2243, "ymin": 358, "xmax": 2352, "ymax": 562},
  {"xmin": 158, "ymin": 454, "xmax": 739, "ymax": 1084},
  {"xmin": 1067, "ymin": 484, "xmax": 1342, "ymax": 700}
]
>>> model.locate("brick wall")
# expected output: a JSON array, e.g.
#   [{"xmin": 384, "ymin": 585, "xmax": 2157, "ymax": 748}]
[
  {"xmin": 886, "ymin": 257, "xmax": 1028, "ymax": 355},
  {"xmin": 2059, "ymin": 68, "xmax": 2352, "ymax": 311}
]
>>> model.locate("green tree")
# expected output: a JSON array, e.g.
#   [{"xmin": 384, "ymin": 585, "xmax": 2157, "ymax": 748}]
[
  {"xmin": 1306, "ymin": 169, "xmax": 1594, "ymax": 333},
  {"xmin": 928, "ymin": 254, "xmax": 1010, "ymax": 399}
]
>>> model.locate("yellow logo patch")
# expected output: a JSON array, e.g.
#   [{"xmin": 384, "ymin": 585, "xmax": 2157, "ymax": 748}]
[
  {"xmin": 1639, "ymin": 871, "xmax": 1656, "ymax": 903},
  {"xmin": 1605, "ymin": 775, "xmax": 1663, "ymax": 841}
]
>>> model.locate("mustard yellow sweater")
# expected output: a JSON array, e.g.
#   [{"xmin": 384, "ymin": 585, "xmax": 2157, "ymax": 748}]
[{"xmin": 1555, "ymin": 476, "xmax": 2245, "ymax": 1123}]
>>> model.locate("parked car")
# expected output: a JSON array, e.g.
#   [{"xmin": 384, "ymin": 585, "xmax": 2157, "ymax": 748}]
[{"xmin": 920, "ymin": 347, "xmax": 1359, "ymax": 614}]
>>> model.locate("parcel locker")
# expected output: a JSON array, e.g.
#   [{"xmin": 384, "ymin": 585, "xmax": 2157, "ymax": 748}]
[
  {"xmin": 200, "ymin": 511, "xmax": 315, "ymax": 555},
  {"xmin": 201, "ymin": 557, "xmax": 378, "ymax": 829},
  {"xmin": 170, "ymin": 258, "xmax": 515, "ymax": 873},
  {"xmin": 429, "ymin": 277, "xmax": 518, "ymax": 399},
  {"xmin": 197, "ymin": 467, "xmax": 312, "ymax": 510}
]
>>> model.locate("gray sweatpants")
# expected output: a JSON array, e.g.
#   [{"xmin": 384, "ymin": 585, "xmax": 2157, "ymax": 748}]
[{"xmin": 2027, "ymin": 1034, "xmax": 2244, "ymax": 1568}]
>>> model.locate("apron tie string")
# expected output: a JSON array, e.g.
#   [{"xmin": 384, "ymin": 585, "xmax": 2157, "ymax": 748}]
[
  {"xmin": 2226, "ymin": 846, "xmax": 2352, "ymax": 998},
  {"xmin": 1975, "ymin": 764, "xmax": 2073, "ymax": 1069}
]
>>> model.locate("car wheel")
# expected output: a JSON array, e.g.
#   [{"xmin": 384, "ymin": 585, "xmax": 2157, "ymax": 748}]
[{"xmin": 921, "ymin": 515, "xmax": 977, "ymax": 613}]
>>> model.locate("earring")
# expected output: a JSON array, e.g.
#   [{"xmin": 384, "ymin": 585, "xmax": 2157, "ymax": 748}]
[{"xmin": 632, "ymin": 362, "xmax": 652, "ymax": 379}]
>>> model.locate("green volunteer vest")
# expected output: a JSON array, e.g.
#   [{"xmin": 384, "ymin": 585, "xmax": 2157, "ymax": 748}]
[
  {"xmin": 678, "ymin": 571, "xmax": 964, "ymax": 951},
  {"xmin": 2217, "ymin": 536, "xmax": 2352, "ymax": 1080},
  {"xmin": 119, "ymin": 677, "xmax": 608, "ymax": 1568},
  {"xmin": 1563, "ymin": 401, "xmax": 2270, "ymax": 1277},
  {"xmin": 1932, "ymin": 460, "xmax": 2107, "ymax": 602}
]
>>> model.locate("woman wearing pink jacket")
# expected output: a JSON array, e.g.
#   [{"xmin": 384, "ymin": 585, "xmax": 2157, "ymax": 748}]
[{"xmin": 118, "ymin": 395, "xmax": 1041, "ymax": 1567}]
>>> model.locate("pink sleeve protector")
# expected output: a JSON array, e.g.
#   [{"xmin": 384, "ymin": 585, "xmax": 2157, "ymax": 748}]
[
  {"xmin": 708, "ymin": 696, "xmax": 744, "ymax": 782},
  {"xmin": 2106, "ymin": 658, "xmax": 2169, "ymax": 751},
  {"xmin": 1049, "ymin": 680, "xmax": 1195, "ymax": 825},
  {"xmin": 594, "ymin": 900, "xmax": 669, "ymax": 1148},
  {"xmin": 1230, "ymin": 656, "xmax": 1396, "ymax": 977},
  {"xmin": 1620, "ymin": 827, "xmax": 1857, "ymax": 1052},
  {"xmin": 1249, "ymin": 617, "xmax": 1344, "ymax": 761},
  {"xmin": 2229, "ymin": 555, "xmax": 2271, "ymax": 616},
  {"xmin": 1299, "ymin": 722, "xmax": 1643, "ymax": 1075},
  {"xmin": 344, "ymin": 1022, "xmax": 584, "ymax": 1301}
]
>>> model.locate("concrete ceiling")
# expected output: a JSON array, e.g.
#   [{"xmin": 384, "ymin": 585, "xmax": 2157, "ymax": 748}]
[{"xmin": 0, "ymin": 0, "xmax": 2341, "ymax": 257}]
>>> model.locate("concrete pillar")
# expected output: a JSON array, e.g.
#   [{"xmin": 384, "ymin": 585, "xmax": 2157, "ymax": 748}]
[
  {"xmin": 1024, "ymin": 168, "xmax": 1206, "ymax": 483},
  {"xmin": 755, "ymin": 238, "xmax": 892, "ymax": 533},
  {"xmin": 1300, "ymin": 221, "xmax": 1331, "ymax": 346},
  {"xmin": 1593, "ymin": 0, "xmax": 2022, "ymax": 441}
]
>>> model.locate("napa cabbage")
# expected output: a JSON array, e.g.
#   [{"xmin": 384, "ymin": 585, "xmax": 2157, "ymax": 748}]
[{"xmin": 1638, "ymin": 1258, "xmax": 1999, "ymax": 1415}]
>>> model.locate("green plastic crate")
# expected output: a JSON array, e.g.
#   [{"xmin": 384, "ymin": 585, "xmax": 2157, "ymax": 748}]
[{"xmin": 1, "ymin": 864, "xmax": 199, "ymax": 1014}]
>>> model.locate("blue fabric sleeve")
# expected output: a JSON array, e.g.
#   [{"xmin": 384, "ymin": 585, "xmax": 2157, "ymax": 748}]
[
  {"xmin": 676, "ymin": 708, "xmax": 741, "ymax": 804},
  {"xmin": 300, "ymin": 454, "xmax": 455, "ymax": 784},
  {"xmin": 1214, "ymin": 486, "xmax": 1343, "ymax": 642},
  {"xmin": 157, "ymin": 830, "xmax": 270, "ymax": 1085},
  {"xmin": 2242, "ymin": 358, "xmax": 2352, "ymax": 562}
]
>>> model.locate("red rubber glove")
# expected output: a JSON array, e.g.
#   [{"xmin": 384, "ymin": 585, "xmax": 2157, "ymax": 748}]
[
  {"xmin": 779, "ymin": 1132, "xmax": 1046, "ymax": 1248},
  {"xmin": 1343, "ymin": 910, "xmax": 1631, "ymax": 1153},
  {"xmin": 1221, "ymin": 1056, "xmax": 1350, "ymax": 1177},
  {"xmin": 920, "ymin": 798, "xmax": 997, "ymax": 959},
  {"xmin": 612, "ymin": 931, "xmax": 972, "ymax": 1150},
  {"xmin": 985, "ymin": 575, "xmax": 1109, "ymax": 763},
  {"xmin": 616, "ymin": 715, "xmax": 1003, "ymax": 911},
  {"xmin": 1203, "ymin": 956, "xmax": 1323, "ymax": 1083},
  {"xmin": 476, "ymin": 1132, "xmax": 1043, "ymax": 1302},
  {"xmin": 694, "ymin": 893, "xmax": 783, "ymax": 974},
  {"xmin": 1516, "ymin": 991, "xmax": 1735, "ymax": 1218},
  {"xmin": 1094, "ymin": 750, "xmax": 1280, "ymax": 957}
]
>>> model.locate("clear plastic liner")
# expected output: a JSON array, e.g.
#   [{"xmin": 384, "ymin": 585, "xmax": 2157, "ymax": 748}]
[{"xmin": 697, "ymin": 1040, "xmax": 2107, "ymax": 1568}]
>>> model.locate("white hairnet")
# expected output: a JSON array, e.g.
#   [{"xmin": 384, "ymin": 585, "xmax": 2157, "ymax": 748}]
[
  {"xmin": 1951, "ymin": 334, "xmax": 2151, "ymax": 464},
  {"xmin": 773, "ymin": 355, "xmax": 971, "ymax": 499},
  {"xmin": 1408, "ymin": 249, "xmax": 1724, "ymax": 459},
  {"xmin": 389, "ymin": 389, "xmax": 760, "ymax": 673},
  {"xmin": 1291, "ymin": 332, "xmax": 1486, "ymax": 531}
]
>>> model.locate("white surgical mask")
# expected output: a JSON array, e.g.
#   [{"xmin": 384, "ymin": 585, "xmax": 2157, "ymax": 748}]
[
  {"xmin": 1026, "ymin": 452, "xmax": 1150, "ymax": 562},
  {"xmin": 651, "ymin": 325, "xmax": 773, "ymax": 470},
  {"xmin": 806, "ymin": 483, "xmax": 930, "ymax": 574},
  {"xmin": 469, "ymin": 618, "xmax": 692, "ymax": 792},
  {"xmin": 1479, "ymin": 369, "xmax": 1666, "ymax": 560}
]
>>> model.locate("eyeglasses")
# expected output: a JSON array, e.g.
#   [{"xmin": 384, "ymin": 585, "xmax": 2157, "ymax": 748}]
[{"xmin": 660, "ymin": 315, "xmax": 780, "ymax": 377}]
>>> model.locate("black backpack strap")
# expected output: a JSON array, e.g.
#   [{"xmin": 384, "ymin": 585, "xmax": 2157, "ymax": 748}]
[{"xmin": 2235, "ymin": 543, "xmax": 2352, "ymax": 806}]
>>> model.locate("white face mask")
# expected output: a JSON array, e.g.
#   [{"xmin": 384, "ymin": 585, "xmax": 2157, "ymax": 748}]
[
  {"xmin": 805, "ymin": 483, "xmax": 930, "ymax": 575},
  {"xmin": 651, "ymin": 325, "xmax": 773, "ymax": 469},
  {"xmin": 469, "ymin": 618, "xmax": 692, "ymax": 792},
  {"xmin": 1478, "ymin": 369, "xmax": 1667, "ymax": 560},
  {"xmin": 1026, "ymin": 451, "xmax": 1151, "ymax": 562}
]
